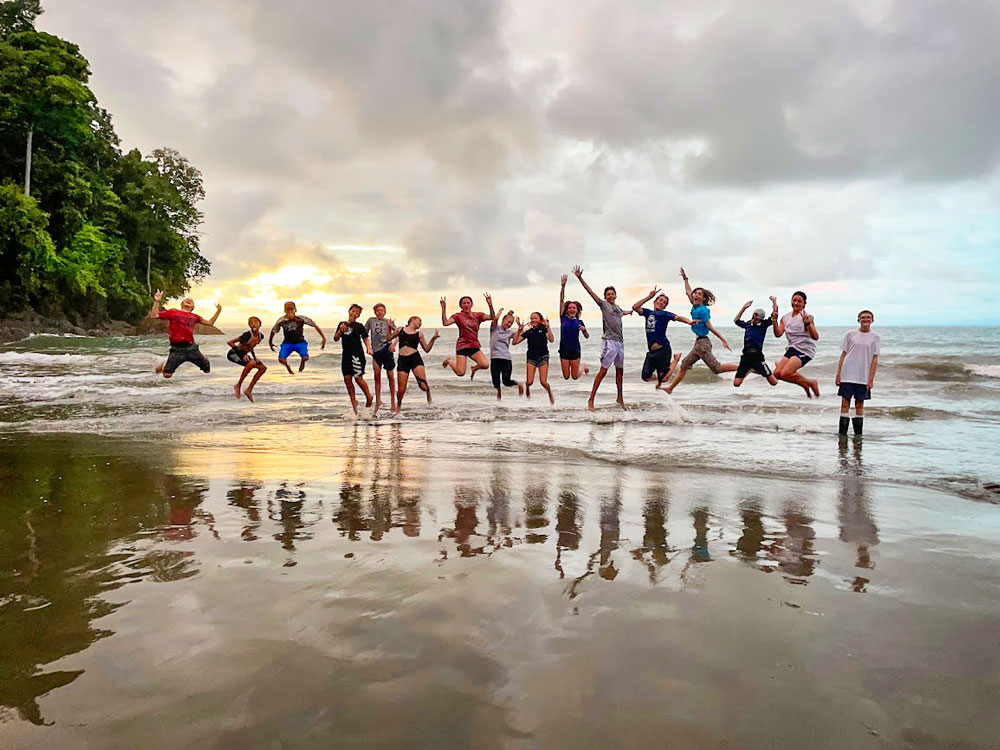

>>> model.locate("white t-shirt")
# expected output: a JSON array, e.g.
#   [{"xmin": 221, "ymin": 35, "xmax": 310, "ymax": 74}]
[
  {"xmin": 780, "ymin": 312, "xmax": 816, "ymax": 358},
  {"xmin": 840, "ymin": 330, "xmax": 881, "ymax": 384}
]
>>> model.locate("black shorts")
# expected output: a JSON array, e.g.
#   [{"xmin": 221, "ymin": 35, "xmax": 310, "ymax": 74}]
[
  {"xmin": 164, "ymin": 343, "xmax": 210, "ymax": 374},
  {"xmin": 641, "ymin": 345, "xmax": 673, "ymax": 381},
  {"xmin": 558, "ymin": 346, "xmax": 581, "ymax": 361},
  {"xmin": 398, "ymin": 352, "xmax": 423, "ymax": 373},
  {"xmin": 491, "ymin": 359, "xmax": 517, "ymax": 389},
  {"xmin": 456, "ymin": 347, "xmax": 481, "ymax": 358},
  {"xmin": 784, "ymin": 347, "xmax": 813, "ymax": 367},
  {"xmin": 736, "ymin": 349, "xmax": 772, "ymax": 379},
  {"xmin": 372, "ymin": 347, "xmax": 395, "ymax": 371},
  {"xmin": 227, "ymin": 348, "xmax": 259, "ymax": 366},
  {"xmin": 341, "ymin": 354, "xmax": 366, "ymax": 378},
  {"xmin": 838, "ymin": 383, "xmax": 871, "ymax": 401},
  {"xmin": 526, "ymin": 354, "xmax": 549, "ymax": 368}
]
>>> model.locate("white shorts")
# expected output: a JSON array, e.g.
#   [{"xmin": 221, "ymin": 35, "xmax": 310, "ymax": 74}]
[{"xmin": 600, "ymin": 339, "xmax": 625, "ymax": 369}]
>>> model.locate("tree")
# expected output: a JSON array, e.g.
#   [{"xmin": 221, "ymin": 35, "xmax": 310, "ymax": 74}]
[
  {"xmin": 0, "ymin": 0, "xmax": 41, "ymax": 39},
  {"xmin": 0, "ymin": 180, "xmax": 56, "ymax": 308}
]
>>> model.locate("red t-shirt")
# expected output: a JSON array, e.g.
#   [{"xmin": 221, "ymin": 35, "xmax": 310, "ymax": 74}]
[
  {"xmin": 454, "ymin": 311, "xmax": 487, "ymax": 351},
  {"xmin": 159, "ymin": 309, "xmax": 200, "ymax": 345}
]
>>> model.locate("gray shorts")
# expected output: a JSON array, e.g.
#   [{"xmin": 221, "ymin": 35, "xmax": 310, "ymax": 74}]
[{"xmin": 680, "ymin": 337, "xmax": 723, "ymax": 374}]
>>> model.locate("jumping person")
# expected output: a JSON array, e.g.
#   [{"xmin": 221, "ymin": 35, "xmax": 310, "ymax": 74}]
[
  {"xmin": 513, "ymin": 312, "xmax": 555, "ymax": 404},
  {"xmin": 226, "ymin": 316, "xmax": 267, "ymax": 402},
  {"xmin": 269, "ymin": 301, "xmax": 326, "ymax": 374},
  {"xmin": 387, "ymin": 317, "xmax": 440, "ymax": 415},
  {"xmin": 149, "ymin": 289, "xmax": 221, "ymax": 379},
  {"xmin": 334, "ymin": 303, "xmax": 374, "ymax": 415},
  {"xmin": 479, "ymin": 308, "xmax": 524, "ymax": 400},
  {"xmin": 441, "ymin": 293, "xmax": 494, "ymax": 377},
  {"xmin": 572, "ymin": 266, "xmax": 630, "ymax": 411},
  {"xmin": 365, "ymin": 304, "xmax": 396, "ymax": 415},
  {"xmin": 662, "ymin": 268, "xmax": 737, "ymax": 394},
  {"xmin": 835, "ymin": 310, "xmax": 880, "ymax": 435},
  {"xmin": 732, "ymin": 298, "xmax": 779, "ymax": 388},
  {"xmin": 558, "ymin": 274, "xmax": 590, "ymax": 379},
  {"xmin": 773, "ymin": 291, "xmax": 820, "ymax": 397},
  {"xmin": 631, "ymin": 286, "xmax": 689, "ymax": 388}
]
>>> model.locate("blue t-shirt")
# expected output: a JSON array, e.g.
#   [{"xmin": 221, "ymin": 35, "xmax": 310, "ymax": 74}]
[
  {"xmin": 560, "ymin": 315, "xmax": 585, "ymax": 350},
  {"xmin": 736, "ymin": 318, "xmax": 772, "ymax": 352},
  {"xmin": 690, "ymin": 305, "xmax": 711, "ymax": 337},
  {"xmin": 640, "ymin": 308, "xmax": 676, "ymax": 349}
]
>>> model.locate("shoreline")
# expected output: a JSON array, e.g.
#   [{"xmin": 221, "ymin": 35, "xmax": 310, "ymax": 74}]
[{"xmin": 0, "ymin": 313, "xmax": 225, "ymax": 344}]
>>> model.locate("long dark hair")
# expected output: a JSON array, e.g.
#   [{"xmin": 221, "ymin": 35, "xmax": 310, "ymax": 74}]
[
  {"xmin": 692, "ymin": 287, "xmax": 716, "ymax": 306},
  {"xmin": 561, "ymin": 300, "xmax": 582, "ymax": 319}
]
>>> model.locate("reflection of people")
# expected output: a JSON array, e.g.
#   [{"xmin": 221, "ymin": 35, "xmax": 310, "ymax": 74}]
[
  {"xmin": 524, "ymin": 474, "xmax": 550, "ymax": 544},
  {"xmin": 227, "ymin": 481, "xmax": 263, "ymax": 541},
  {"xmin": 269, "ymin": 300, "xmax": 326, "ymax": 374},
  {"xmin": 733, "ymin": 500, "xmax": 766, "ymax": 562},
  {"xmin": 774, "ymin": 506, "xmax": 817, "ymax": 584},
  {"xmin": 149, "ymin": 289, "xmax": 220, "ymax": 379},
  {"xmin": 836, "ymin": 310, "xmax": 880, "ymax": 436},
  {"xmin": 636, "ymin": 490, "xmax": 671, "ymax": 583},
  {"xmin": 597, "ymin": 482, "xmax": 623, "ymax": 580},
  {"xmin": 273, "ymin": 483, "xmax": 309, "ymax": 554},
  {"xmin": 838, "ymin": 439, "xmax": 879, "ymax": 592}
]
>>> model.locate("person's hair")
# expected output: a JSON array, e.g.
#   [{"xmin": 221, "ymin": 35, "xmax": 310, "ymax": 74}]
[
  {"xmin": 692, "ymin": 287, "xmax": 716, "ymax": 306},
  {"xmin": 459, "ymin": 295, "xmax": 473, "ymax": 305},
  {"xmin": 792, "ymin": 291, "xmax": 808, "ymax": 304},
  {"xmin": 531, "ymin": 311, "xmax": 544, "ymax": 322},
  {"xmin": 562, "ymin": 300, "xmax": 580, "ymax": 318},
  {"xmin": 349, "ymin": 303, "xmax": 362, "ymax": 313},
  {"xmin": 603, "ymin": 286, "xmax": 616, "ymax": 296},
  {"xmin": 858, "ymin": 310, "xmax": 874, "ymax": 319},
  {"xmin": 407, "ymin": 315, "xmax": 421, "ymax": 326},
  {"xmin": 248, "ymin": 316, "xmax": 261, "ymax": 327},
  {"xmin": 373, "ymin": 303, "xmax": 386, "ymax": 312},
  {"xmin": 503, "ymin": 310, "xmax": 516, "ymax": 322},
  {"xmin": 284, "ymin": 300, "xmax": 296, "ymax": 309},
  {"xmin": 655, "ymin": 293, "xmax": 669, "ymax": 304}
]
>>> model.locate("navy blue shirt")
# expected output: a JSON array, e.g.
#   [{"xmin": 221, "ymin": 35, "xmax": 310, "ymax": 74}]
[
  {"xmin": 560, "ymin": 315, "xmax": 585, "ymax": 350},
  {"xmin": 523, "ymin": 325, "xmax": 550, "ymax": 359},
  {"xmin": 736, "ymin": 318, "xmax": 772, "ymax": 352},
  {"xmin": 641, "ymin": 308, "xmax": 676, "ymax": 349}
]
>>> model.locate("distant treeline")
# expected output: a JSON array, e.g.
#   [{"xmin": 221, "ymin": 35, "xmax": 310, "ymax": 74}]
[{"xmin": 0, "ymin": 0, "xmax": 209, "ymax": 324}]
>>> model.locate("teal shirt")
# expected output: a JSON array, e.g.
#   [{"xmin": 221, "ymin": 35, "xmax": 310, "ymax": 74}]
[{"xmin": 690, "ymin": 305, "xmax": 710, "ymax": 337}]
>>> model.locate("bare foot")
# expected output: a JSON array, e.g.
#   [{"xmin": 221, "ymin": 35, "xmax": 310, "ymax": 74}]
[
  {"xmin": 662, "ymin": 386, "xmax": 674, "ymax": 395},
  {"xmin": 366, "ymin": 397, "xmax": 373, "ymax": 408},
  {"xmin": 548, "ymin": 390, "xmax": 555, "ymax": 405},
  {"xmin": 587, "ymin": 400, "xmax": 596, "ymax": 412},
  {"xmin": 496, "ymin": 390, "xmax": 502, "ymax": 400},
  {"xmin": 810, "ymin": 382, "xmax": 821, "ymax": 398},
  {"xmin": 525, "ymin": 386, "xmax": 531, "ymax": 398},
  {"xmin": 470, "ymin": 368, "xmax": 478, "ymax": 380},
  {"xmin": 234, "ymin": 384, "xmax": 242, "ymax": 399},
  {"xmin": 617, "ymin": 398, "xmax": 629, "ymax": 411},
  {"xmin": 517, "ymin": 383, "xmax": 524, "ymax": 396},
  {"xmin": 283, "ymin": 363, "xmax": 294, "ymax": 375},
  {"xmin": 155, "ymin": 361, "xmax": 165, "ymax": 374},
  {"xmin": 298, "ymin": 360, "xmax": 306, "ymax": 372},
  {"xmin": 802, "ymin": 384, "xmax": 812, "ymax": 398},
  {"xmin": 442, "ymin": 358, "xmax": 451, "ymax": 369},
  {"xmin": 426, "ymin": 392, "xmax": 432, "ymax": 403},
  {"xmin": 244, "ymin": 389, "xmax": 255, "ymax": 403},
  {"xmin": 583, "ymin": 364, "xmax": 590, "ymax": 374}
]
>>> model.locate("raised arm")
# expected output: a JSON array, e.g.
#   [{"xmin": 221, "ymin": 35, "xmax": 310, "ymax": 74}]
[
  {"xmin": 148, "ymin": 289, "xmax": 163, "ymax": 318},
  {"xmin": 511, "ymin": 318, "xmax": 527, "ymax": 345},
  {"xmin": 544, "ymin": 318, "xmax": 554, "ymax": 342},
  {"xmin": 572, "ymin": 265, "xmax": 603, "ymax": 305},
  {"xmin": 679, "ymin": 267, "xmax": 694, "ymax": 304},
  {"xmin": 440, "ymin": 298, "xmax": 454, "ymax": 326},
  {"xmin": 420, "ymin": 330, "xmax": 440, "ymax": 352},
  {"xmin": 483, "ymin": 292, "xmax": 496, "ymax": 321},
  {"xmin": 770, "ymin": 296, "xmax": 785, "ymax": 337},
  {"xmin": 734, "ymin": 300, "xmax": 751, "ymax": 325},
  {"xmin": 632, "ymin": 287, "xmax": 659, "ymax": 315},
  {"xmin": 200, "ymin": 303, "xmax": 222, "ymax": 327},
  {"xmin": 705, "ymin": 319, "xmax": 732, "ymax": 351},
  {"xmin": 802, "ymin": 311, "xmax": 819, "ymax": 341},
  {"xmin": 559, "ymin": 274, "xmax": 567, "ymax": 317}
]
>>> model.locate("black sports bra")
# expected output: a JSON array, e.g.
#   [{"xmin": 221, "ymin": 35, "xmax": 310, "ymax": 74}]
[{"xmin": 398, "ymin": 330, "xmax": 420, "ymax": 349}]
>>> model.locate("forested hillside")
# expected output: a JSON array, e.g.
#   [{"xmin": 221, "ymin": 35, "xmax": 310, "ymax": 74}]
[{"xmin": 0, "ymin": 0, "xmax": 209, "ymax": 328}]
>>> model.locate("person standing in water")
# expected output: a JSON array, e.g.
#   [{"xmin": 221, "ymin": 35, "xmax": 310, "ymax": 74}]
[
  {"xmin": 149, "ymin": 289, "xmax": 221, "ymax": 379},
  {"xmin": 513, "ymin": 312, "xmax": 556, "ymax": 404},
  {"xmin": 334, "ymin": 303, "xmax": 374, "ymax": 415},
  {"xmin": 572, "ymin": 266, "xmax": 631, "ymax": 412},
  {"xmin": 477, "ymin": 308, "xmax": 524, "ymax": 400},
  {"xmin": 226, "ymin": 316, "xmax": 267, "ymax": 402},
  {"xmin": 386, "ymin": 316, "xmax": 440, "ymax": 414},
  {"xmin": 441, "ymin": 293, "xmax": 494, "ymax": 378},
  {"xmin": 835, "ymin": 310, "xmax": 880, "ymax": 435},
  {"xmin": 662, "ymin": 268, "xmax": 737, "ymax": 394},
  {"xmin": 732, "ymin": 298, "xmax": 779, "ymax": 388},
  {"xmin": 558, "ymin": 274, "xmax": 590, "ymax": 380},
  {"xmin": 269, "ymin": 300, "xmax": 326, "ymax": 374},
  {"xmin": 631, "ymin": 286, "xmax": 689, "ymax": 388},
  {"xmin": 773, "ymin": 291, "xmax": 820, "ymax": 397},
  {"xmin": 365, "ymin": 303, "xmax": 396, "ymax": 415}
]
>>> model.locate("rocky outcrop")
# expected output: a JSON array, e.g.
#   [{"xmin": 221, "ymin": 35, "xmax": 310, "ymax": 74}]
[
  {"xmin": 135, "ymin": 317, "xmax": 225, "ymax": 337},
  {"xmin": 0, "ymin": 312, "xmax": 224, "ymax": 344}
]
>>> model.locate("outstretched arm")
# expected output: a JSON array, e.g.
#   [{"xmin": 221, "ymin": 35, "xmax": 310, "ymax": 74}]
[
  {"xmin": 559, "ymin": 274, "xmax": 567, "ymax": 317},
  {"xmin": 421, "ymin": 330, "xmax": 440, "ymax": 353},
  {"xmin": 679, "ymin": 267, "xmax": 694, "ymax": 304},
  {"xmin": 734, "ymin": 300, "xmax": 751, "ymax": 325},
  {"xmin": 632, "ymin": 287, "xmax": 659, "ymax": 315},
  {"xmin": 572, "ymin": 265, "xmax": 603, "ymax": 305},
  {"xmin": 148, "ymin": 289, "xmax": 163, "ymax": 318},
  {"xmin": 706, "ymin": 320, "xmax": 732, "ymax": 351},
  {"xmin": 200, "ymin": 303, "xmax": 222, "ymax": 327},
  {"xmin": 511, "ymin": 319, "xmax": 527, "ymax": 345},
  {"xmin": 770, "ymin": 297, "xmax": 785, "ymax": 337},
  {"xmin": 440, "ymin": 298, "xmax": 454, "ymax": 326}
]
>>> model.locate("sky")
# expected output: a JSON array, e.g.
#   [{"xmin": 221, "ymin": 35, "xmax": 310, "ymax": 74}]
[{"xmin": 40, "ymin": 0, "xmax": 1000, "ymax": 326}]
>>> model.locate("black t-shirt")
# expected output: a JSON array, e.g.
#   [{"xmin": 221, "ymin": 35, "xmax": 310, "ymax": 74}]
[
  {"xmin": 271, "ymin": 315, "xmax": 316, "ymax": 344},
  {"xmin": 339, "ymin": 321, "xmax": 368, "ymax": 360},
  {"xmin": 523, "ymin": 325, "xmax": 549, "ymax": 359}
]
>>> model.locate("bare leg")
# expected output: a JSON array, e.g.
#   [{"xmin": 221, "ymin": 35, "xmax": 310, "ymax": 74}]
[
  {"xmin": 615, "ymin": 367, "xmax": 627, "ymax": 410},
  {"xmin": 373, "ymin": 364, "xmax": 383, "ymax": 411},
  {"xmin": 356, "ymin": 377, "xmax": 373, "ymax": 408},
  {"xmin": 298, "ymin": 355, "xmax": 308, "ymax": 373},
  {"xmin": 525, "ymin": 362, "xmax": 536, "ymax": 398},
  {"xmin": 413, "ymin": 365, "xmax": 432, "ymax": 402},
  {"xmin": 775, "ymin": 357, "xmax": 818, "ymax": 397},
  {"xmin": 659, "ymin": 353, "xmax": 682, "ymax": 388},
  {"xmin": 396, "ymin": 371, "xmax": 409, "ymax": 413},
  {"xmin": 279, "ymin": 357, "xmax": 293, "ymax": 375},
  {"xmin": 244, "ymin": 364, "xmax": 266, "ymax": 402},
  {"xmin": 387, "ymin": 369, "xmax": 396, "ymax": 412},
  {"xmin": 470, "ymin": 351, "xmax": 490, "ymax": 379},
  {"xmin": 344, "ymin": 376, "xmax": 358, "ymax": 414},
  {"xmin": 539, "ymin": 362, "xmax": 554, "ymax": 404},
  {"xmin": 561, "ymin": 358, "xmax": 572, "ymax": 380},
  {"xmin": 235, "ymin": 361, "xmax": 255, "ymax": 398},
  {"xmin": 442, "ymin": 355, "xmax": 468, "ymax": 376},
  {"xmin": 588, "ymin": 367, "xmax": 608, "ymax": 411},
  {"xmin": 663, "ymin": 366, "xmax": 690, "ymax": 394}
]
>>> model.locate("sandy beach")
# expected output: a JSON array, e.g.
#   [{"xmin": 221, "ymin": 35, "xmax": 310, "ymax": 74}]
[{"xmin": 2, "ymin": 427, "xmax": 998, "ymax": 749}]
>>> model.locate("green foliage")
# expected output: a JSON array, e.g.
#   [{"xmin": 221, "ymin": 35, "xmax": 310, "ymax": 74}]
[{"xmin": 0, "ymin": 5, "xmax": 210, "ymax": 323}]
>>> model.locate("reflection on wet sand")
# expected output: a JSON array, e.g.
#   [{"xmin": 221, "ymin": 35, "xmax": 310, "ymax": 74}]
[{"xmin": 838, "ymin": 438, "xmax": 880, "ymax": 593}]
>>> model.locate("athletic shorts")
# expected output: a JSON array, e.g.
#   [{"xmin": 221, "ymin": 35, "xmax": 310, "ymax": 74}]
[
  {"xmin": 736, "ymin": 349, "xmax": 772, "ymax": 379},
  {"xmin": 600, "ymin": 340, "xmax": 625, "ymax": 369},
  {"xmin": 783, "ymin": 347, "xmax": 812, "ymax": 367},
  {"xmin": 164, "ymin": 343, "xmax": 210, "ymax": 374},
  {"xmin": 641, "ymin": 345, "xmax": 673, "ymax": 381},
  {"xmin": 491, "ymin": 358, "xmax": 516, "ymax": 389},
  {"xmin": 398, "ymin": 352, "xmax": 423, "ymax": 373},
  {"xmin": 279, "ymin": 341, "xmax": 309, "ymax": 360},
  {"xmin": 558, "ymin": 346, "xmax": 581, "ymax": 361},
  {"xmin": 681, "ymin": 337, "xmax": 724, "ymax": 374},
  {"xmin": 227, "ymin": 348, "xmax": 249, "ymax": 366},
  {"xmin": 372, "ymin": 347, "xmax": 396, "ymax": 371},
  {"xmin": 838, "ymin": 382, "xmax": 871, "ymax": 401},
  {"xmin": 341, "ymin": 354, "xmax": 366, "ymax": 378},
  {"xmin": 456, "ymin": 347, "xmax": 481, "ymax": 358},
  {"xmin": 526, "ymin": 354, "xmax": 549, "ymax": 368}
]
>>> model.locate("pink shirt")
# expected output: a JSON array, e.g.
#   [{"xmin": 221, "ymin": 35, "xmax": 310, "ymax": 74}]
[{"xmin": 454, "ymin": 311, "xmax": 487, "ymax": 351}]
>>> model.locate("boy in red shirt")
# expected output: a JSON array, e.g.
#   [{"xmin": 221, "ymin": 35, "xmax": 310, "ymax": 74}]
[{"xmin": 149, "ymin": 289, "xmax": 221, "ymax": 378}]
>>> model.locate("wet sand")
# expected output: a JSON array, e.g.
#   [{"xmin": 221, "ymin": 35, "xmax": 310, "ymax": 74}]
[{"xmin": 1, "ymin": 429, "xmax": 999, "ymax": 749}]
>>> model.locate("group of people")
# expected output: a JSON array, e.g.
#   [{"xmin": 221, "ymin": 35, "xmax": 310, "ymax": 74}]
[{"xmin": 149, "ymin": 266, "xmax": 881, "ymax": 434}]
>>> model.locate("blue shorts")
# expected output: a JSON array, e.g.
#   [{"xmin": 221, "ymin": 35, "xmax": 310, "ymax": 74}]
[
  {"xmin": 838, "ymin": 382, "xmax": 871, "ymax": 401},
  {"xmin": 783, "ymin": 347, "xmax": 812, "ymax": 367},
  {"xmin": 279, "ymin": 341, "xmax": 309, "ymax": 360},
  {"xmin": 372, "ymin": 348, "xmax": 396, "ymax": 371}
]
